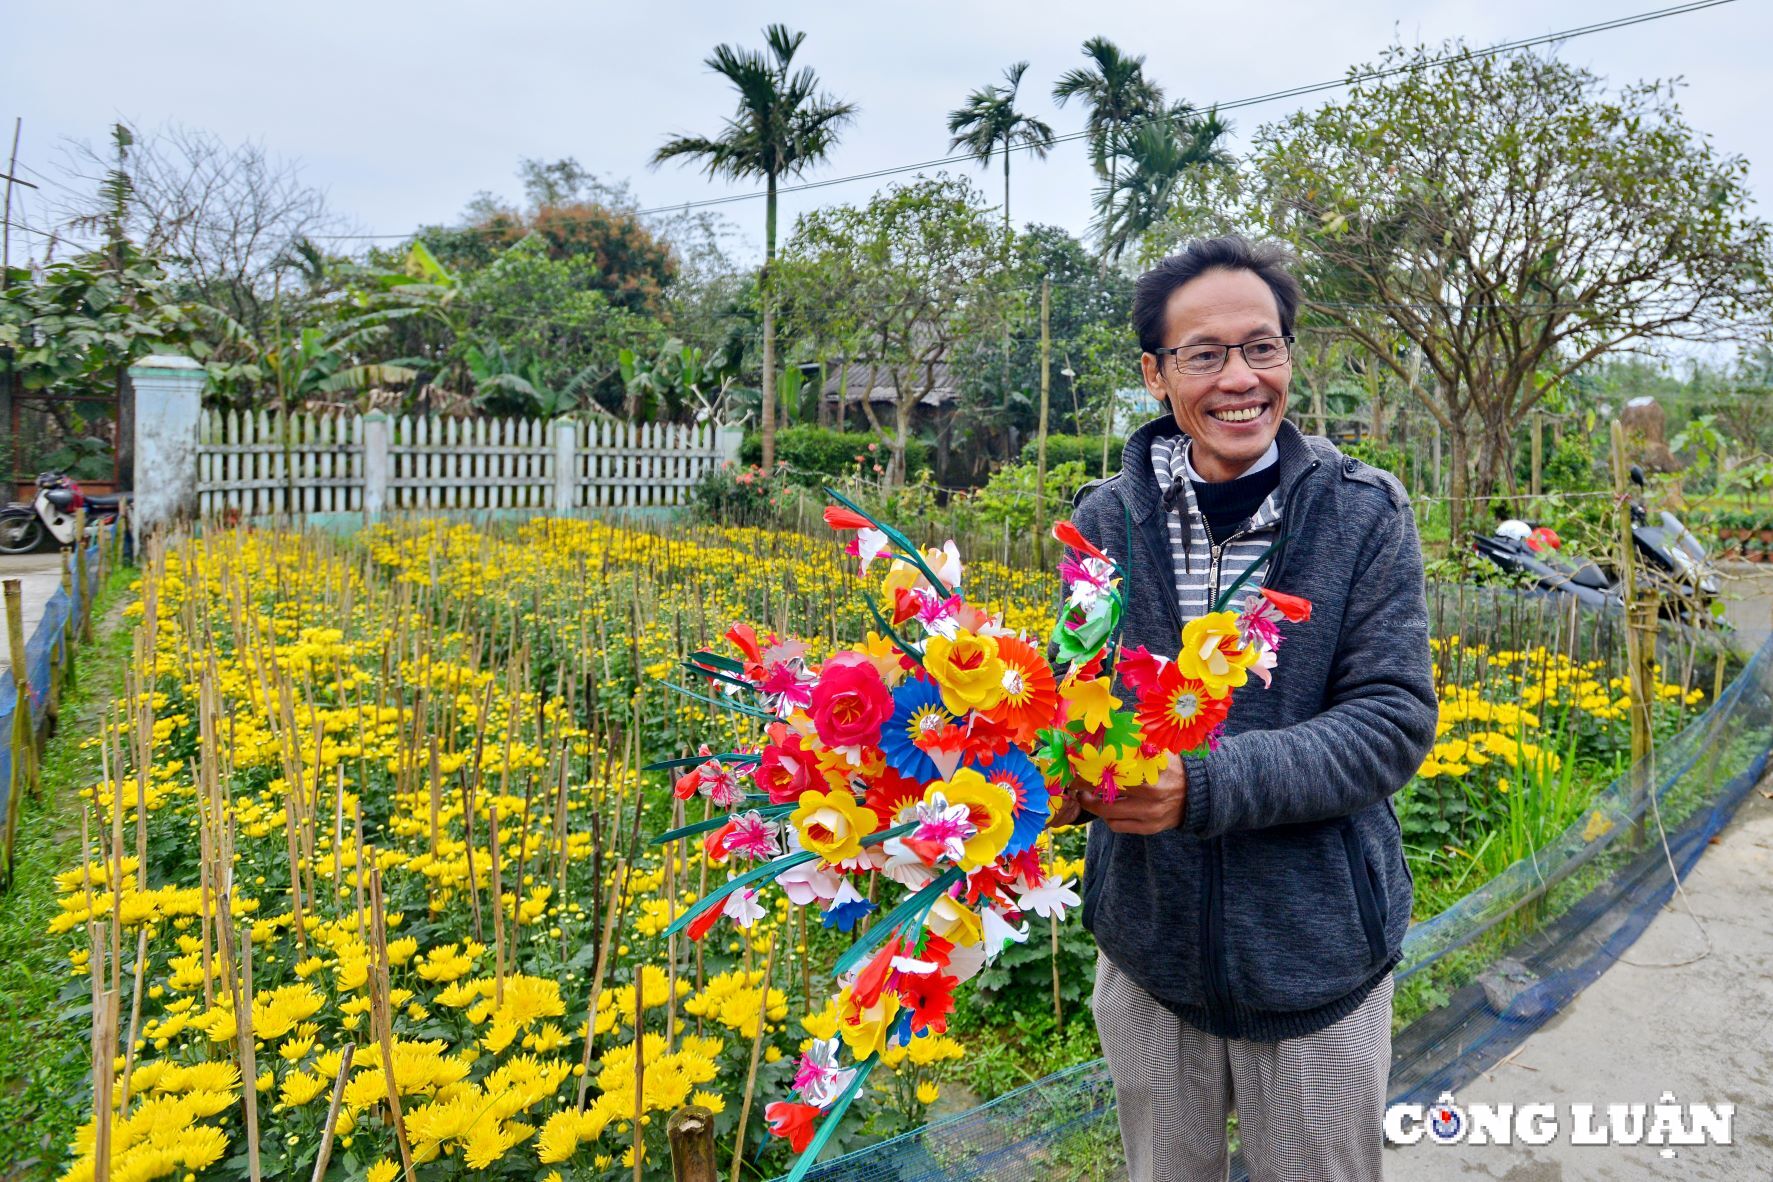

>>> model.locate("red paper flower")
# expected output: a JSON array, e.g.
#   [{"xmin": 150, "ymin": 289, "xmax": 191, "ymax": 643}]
[
  {"xmin": 810, "ymin": 654, "xmax": 894, "ymax": 751},
  {"xmin": 1052, "ymin": 519, "xmax": 1111, "ymax": 563},
  {"xmin": 823, "ymin": 505, "xmax": 874, "ymax": 532},
  {"xmin": 851, "ymin": 937, "xmax": 904, "ymax": 1010},
  {"xmin": 863, "ymin": 767, "xmax": 925, "ymax": 828},
  {"xmin": 1115, "ymin": 645, "xmax": 1167, "ymax": 696},
  {"xmin": 899, "ymin": 969, "xmax": 959, "ymax": 1034},
  {"xmin": 1135, "ymin": 663, "xmax": 1230, "ymax": 754},
  {"xmin": 985, "ymin": 637, "xmax": 1059, "ymax": 744},
  {"xmin": 686, "ymin": 904, "xmax": 724, "ymax": 942},
  {"xmin": 766, "ymin": 1101, "xmax": 823, "ymax": 1151},
  {"xmin": 757, "ymin": 731, "xmax": 816, "ymax": 804},
  {"xmin": 1259, "ymin": 586, "xmax": 1312, "ymax": 622}
]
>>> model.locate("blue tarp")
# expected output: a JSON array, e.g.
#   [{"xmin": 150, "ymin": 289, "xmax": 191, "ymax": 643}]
[{"xmin": 0, "ymin": 534, "xmax": 108, "ymax": 854}]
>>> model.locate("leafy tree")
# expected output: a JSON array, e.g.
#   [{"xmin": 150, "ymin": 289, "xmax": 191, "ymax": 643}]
[
  {"xmin": 0, "ymin": 246, "xmax": 185, "ymax": 397},
  {"xmin": 951, "ymin": 225, "xmax": 1133, "ymax": 472},
  {"xmin": 1252, "ymin": 44, "xmax": 1773, "ymax": 539},
  {"xmin": 460, "ymin": 237, "xmax": 663, "ymax": 414},
  {"xmin": 1093, "ymin": 104, "xmax": 1231, "ymax": 262},
  {"xmin": 653, "ymin": 24, "xmax": 859, "ymax": 470},
  {"xmin": 1052, "ymin": 38, "xmax": 1163, "ymax": 245},
  {"xmin": 780, "ymin": 176, "xmax": 1015, "ymax": 483},
  {"xmin": 947, "ymin": 62, "xmax": 1057, "ymax": 235}
]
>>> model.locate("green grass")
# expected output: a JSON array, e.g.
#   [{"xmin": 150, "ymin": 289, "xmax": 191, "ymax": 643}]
[{"xmin": 0, "ymin": 567, "xmax": 136, "ymax": 1181}]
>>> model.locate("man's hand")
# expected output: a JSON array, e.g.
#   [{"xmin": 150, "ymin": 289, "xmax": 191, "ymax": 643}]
[
  {"xmin": 1081, "ymin": 754, "xmax": 1188, "ymax": 835},
  {"xmin": 1048, "ymin": 785, "xmax": 1087, "ymax": 828}
]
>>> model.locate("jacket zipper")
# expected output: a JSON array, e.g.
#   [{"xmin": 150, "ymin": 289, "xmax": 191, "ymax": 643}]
[
  {"xmin": 1130, "ymin": 455, "xmax": 1323, "ymax": 1036},
  {"xmin": 1202, "ymin": 535, "xmax": 1239, "ymax": 1035}
]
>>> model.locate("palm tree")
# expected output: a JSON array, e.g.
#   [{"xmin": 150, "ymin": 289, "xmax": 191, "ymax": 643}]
[
  {"xmin": 1052, "ymin": 37, "xmax": 1164, "ymax": 214},
  {"xmin": 946, "ymin": 61, "xmax": 1056, "ymax": 235},
  {"xmin": 1094, "ymin": 104, "xmax": 1232, "ymax": 261},
  {"xmin": 653, "ymin": 25, "xmax": 857, "ymax": 469}
]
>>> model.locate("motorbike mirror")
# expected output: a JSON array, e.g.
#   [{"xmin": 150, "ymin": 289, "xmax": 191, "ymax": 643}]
[{"xmin": 1629, "ymin": 464, "xmax": 1646, "ymax": 488}]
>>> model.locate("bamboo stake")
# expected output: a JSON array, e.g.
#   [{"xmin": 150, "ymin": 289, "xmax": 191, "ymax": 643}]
[
  {"xmin": 368, "ymin": 866, "xmax": 418, "ymax": 1181},
  {"xmin": 729, "ymin": 935, "xmax": 779, "ymax": 1182},
  {"xmin": 633, "ymin": 969, "xmax": 646, "ymax": 1182},
  {"xmin": 310, "ymin": 1042, "xmax": 355, "ymax": 1182},
  {"xmin": 489, "ymin": 804, "xmax": 506, "ymax": 1007},
  {"xmin": 576, "ymin": 858, "xmax": 628, "ymax": 1108},
  {"xmin": 237, "ymin": 896, "xmax": 262, "ymax": 1182},
  {"xmin": 88, "ymin": 899, "xmax": 114, "ymax": 1182},
  {"xmin": 118, "ymin": 925, "xmax": 149, "ymax": 1113}
]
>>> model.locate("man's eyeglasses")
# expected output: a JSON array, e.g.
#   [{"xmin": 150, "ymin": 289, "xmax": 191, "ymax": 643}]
[{"xmin": 1151, "ymin": 334, "xmax": 1294, "ymax": 376}]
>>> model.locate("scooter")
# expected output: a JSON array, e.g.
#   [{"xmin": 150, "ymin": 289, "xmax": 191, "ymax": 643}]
[
  {"xmin": 1626, "ymin": 466, "xmax": 1721, "ymax": 610},
  {"xmin": 0, "ymin": 472, "xmax": 127, "ymax": 555},
  {"xmin": 1472, "ymin": 466, "xmax": 1719, "ymax": 618},
  {"xmin": 1472, "ymin": 522, "xmax": 1622, "ymax": 610}
]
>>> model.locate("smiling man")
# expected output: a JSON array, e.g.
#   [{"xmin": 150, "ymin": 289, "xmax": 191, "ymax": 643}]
[{"xmin": 1055, "ymin": 236, "xmax": 1438, "ymax": 1181}]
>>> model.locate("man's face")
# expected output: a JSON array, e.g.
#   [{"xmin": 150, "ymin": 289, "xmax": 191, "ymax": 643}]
[{"xmin": 1140, "ymin": 267, "xmax": 1291, "ymax": 483}]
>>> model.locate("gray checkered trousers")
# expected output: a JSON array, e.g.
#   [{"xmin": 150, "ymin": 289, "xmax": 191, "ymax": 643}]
[{"xmin": 1092, "ymin": 952, "xmax": 1393, "ymax": 1182}]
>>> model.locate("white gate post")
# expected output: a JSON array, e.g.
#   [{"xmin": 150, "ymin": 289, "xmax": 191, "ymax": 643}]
[
  {"xmin": 716, "ymin": 425, "xmax": 743, "ymax": 467},
  {"xmin": 362, "ymin": 411, "xmax": 389, "ymax": 519},
  {"xmin": 552, "ymin": 418, "xmax": 576, "ymax": 512},
  {"xmin": 126, "ymin": 354, "xmax": 205, "ymax": 548}
]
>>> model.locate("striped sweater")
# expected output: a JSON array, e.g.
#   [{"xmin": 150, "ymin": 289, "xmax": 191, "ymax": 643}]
[{"xmin": 1148, "ymin": 434, "xmax": 1284, "ymax": 618}]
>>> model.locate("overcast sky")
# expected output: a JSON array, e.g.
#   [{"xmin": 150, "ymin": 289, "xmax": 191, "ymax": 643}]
[{"xmin": 4, "ymin": 0, "xmax": 1766, "ymax": 270}]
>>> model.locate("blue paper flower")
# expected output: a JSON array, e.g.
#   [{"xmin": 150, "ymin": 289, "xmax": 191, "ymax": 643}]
[
  {"xmin": 969, "ymin": 748, "xmax": 1049, "ymax": 858},
  {"xmin": 821, "ymin": 881, "xmax": 878, "ymax": 933},
  {"xmin": 880, "ymin": 678, "xmax": 954, "ymax": 784}
]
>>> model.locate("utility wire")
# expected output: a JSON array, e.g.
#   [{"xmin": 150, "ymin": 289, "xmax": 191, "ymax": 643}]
[{"xmin": 17, "ymin": 0, "xmax": 1730, "ymax": 245}]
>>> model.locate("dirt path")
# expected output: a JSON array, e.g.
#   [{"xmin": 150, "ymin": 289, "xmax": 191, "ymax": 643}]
[{"xmin": 0, "ymin": 554, "xmax": 73, "ymax": 679}]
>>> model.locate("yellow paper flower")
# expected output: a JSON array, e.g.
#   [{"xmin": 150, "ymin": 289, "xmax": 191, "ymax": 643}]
[
  {"xmin": 789, "ymin": 789, "xmax": 878, "ymax": 864},
  {"xmin": 836, "ymin": 984, "xmax": 902, "ymax": 1060},
  {"xmin": 1177, "ymin": 611, "xmax": 1258, "ymax": 697},
  {"xmin": 922, "ymin": 631, "xmax": 1006, "ymax": 715},
  {"xmin": 930, "ymin": 768, "xmax": 1016, "ymax": 870},
  {"xmin": 1060, "ymin": 675, "xmax": 1121, "ymax": 733},
  {"xmin": 927, "ymin": 894, "xmax": 983, "ymax": 948}
]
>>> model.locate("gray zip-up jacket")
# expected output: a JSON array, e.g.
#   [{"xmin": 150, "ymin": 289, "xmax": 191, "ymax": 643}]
[{"xmin": 1070, "ymin": 415, "xmax": 1437, "ymax": 1041}]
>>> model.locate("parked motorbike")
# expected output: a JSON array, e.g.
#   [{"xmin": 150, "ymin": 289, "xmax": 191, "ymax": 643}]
[
  {"xmin": 0, "ymin": 472, "xmax": 127, "ymax": 555},
  {"xmin": 1472, "ymin": 521, "xmax": 1621, "ymax": 610},
  {"xmin": 1472, "ymin": 467, "xmax": 1719, "ymax": 618}
]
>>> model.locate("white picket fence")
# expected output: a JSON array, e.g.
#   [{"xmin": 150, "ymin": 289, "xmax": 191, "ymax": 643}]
[{"xmin": 195, "ymin": 409, "xmax": 742, "ymax": 518}]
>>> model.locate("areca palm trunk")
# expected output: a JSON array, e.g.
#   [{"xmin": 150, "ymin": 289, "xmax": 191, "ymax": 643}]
[{"xmin": 761, "ymin": 172, "xmax": 779, "ymax": 470}]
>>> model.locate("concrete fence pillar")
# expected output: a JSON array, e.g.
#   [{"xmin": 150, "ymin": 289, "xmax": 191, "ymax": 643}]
[
  {"xmin": 125, "ymin": 355, "xmax": 204, "ymax": 549},
  {"xmin": 716, "ymin": 425, "xmax": 743, "ymax": 467},
  {"xmin": 362, "ymin": 411, "xmax": 389, "ymax": 519},
  {"xmin": 552, "ymin": 418, "xmax": 577, "ymax": 511}
]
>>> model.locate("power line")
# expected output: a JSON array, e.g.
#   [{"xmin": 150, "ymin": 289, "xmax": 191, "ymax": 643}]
[
  {"xmin": 28, "ymin": 0, "xmax": 1722, "ymax": 246},
  {"xmin": 337, "ymin": 0, "xmax": 1743, "ymax": 235}
]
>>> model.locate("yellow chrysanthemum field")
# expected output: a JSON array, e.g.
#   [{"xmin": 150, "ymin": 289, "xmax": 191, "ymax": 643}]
[
  {"xmin": 37, "ymin": 514, "xmax": 1720, "ymax": 1181},
  {"xmin": 47, "ymin": 517, "xmax": 1044, "ymax": 1181}
]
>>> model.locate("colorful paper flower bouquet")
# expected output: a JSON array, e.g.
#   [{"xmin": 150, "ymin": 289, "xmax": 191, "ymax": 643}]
[{"xmin": 649, "ymin": 493, "xmax": 1310, "ymax": 1179}]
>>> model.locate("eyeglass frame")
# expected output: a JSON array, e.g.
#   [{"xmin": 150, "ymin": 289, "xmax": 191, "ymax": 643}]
[{"xmin": 1149, "ymin": 333, "xmax": 1296, "ymax": 376}]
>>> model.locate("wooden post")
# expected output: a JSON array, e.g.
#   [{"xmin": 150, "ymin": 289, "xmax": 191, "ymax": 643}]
[
  {"xmin": 1034, "ymin": 276, "xmax": 1052, "ymax": 567},
  {"xmin": 1530, "ymin": 413, "xmax": 1544, "ymax": 501},
  {"xmin": 1609, "ymin": 421, "xmax": 1654, "ymax": 848},
  {"xmin": 668, "ymin": 1106, "xmax": 718, "ymax": 1182},
  {"xmin": 5, "ymin": 578, "xmax": 36, "ymax": 793}
]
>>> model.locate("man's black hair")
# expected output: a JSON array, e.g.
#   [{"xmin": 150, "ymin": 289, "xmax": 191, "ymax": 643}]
[{"xmin": 1132, "ymin": 235, "xmax": 1302, "ymax": 355}]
